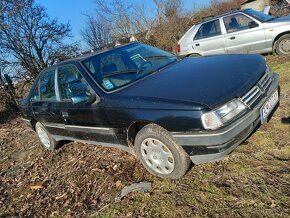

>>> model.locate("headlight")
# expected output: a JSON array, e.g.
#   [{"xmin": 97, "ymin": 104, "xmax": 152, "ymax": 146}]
[{"xmin": 201, "ymin": 99, "xmax": 246, "ymax": 130}]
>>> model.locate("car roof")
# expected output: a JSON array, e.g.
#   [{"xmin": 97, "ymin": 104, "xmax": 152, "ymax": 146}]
[{"xmin": 197, "ymin": 9, "xmax": 247, "ymax": 25}]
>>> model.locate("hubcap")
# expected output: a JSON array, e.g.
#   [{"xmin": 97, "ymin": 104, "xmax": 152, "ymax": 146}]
[
  {"xmin": 36, "ymin": 125, "xmax": 50, "ymax": 148},
  {"xmin": 140, "ymin": 138, "xmax": 174, "ymax": 174},
  {"xmin": 279, "ymin": 39, "xmax": 290, "ymax": 54}
]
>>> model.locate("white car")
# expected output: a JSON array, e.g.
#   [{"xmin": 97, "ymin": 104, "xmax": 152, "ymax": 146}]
[{"xmin": 178, "ymin": 9, "xmax": 290, "ymax": 56}]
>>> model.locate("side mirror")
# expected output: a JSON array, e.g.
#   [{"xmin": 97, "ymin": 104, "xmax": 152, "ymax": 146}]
[
  {"xmin": 248, "ymin": 21, "xmax": 258, "ymax": 29},
  {"xmin": 71, "ymin": 92, "xmax": 97, "ymax": 104}
]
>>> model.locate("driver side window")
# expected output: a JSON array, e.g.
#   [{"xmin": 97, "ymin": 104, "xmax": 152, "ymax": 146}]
[{"xmin": 58, "ymin": 65, "xmax": 93, "ymax": 101}]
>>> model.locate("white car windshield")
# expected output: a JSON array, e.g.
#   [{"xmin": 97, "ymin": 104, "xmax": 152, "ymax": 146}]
[{"xmin": 244, "ymin": 9, "xmax": 274, "ymax": 22}]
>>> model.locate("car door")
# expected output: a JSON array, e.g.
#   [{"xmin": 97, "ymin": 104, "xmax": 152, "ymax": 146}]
[
  {"xmin": 30, "ymin": 68, "xmax": 69, "ymax": 137},
  {"xmin": 222, "ymin": 13, "xmax": 266, "ymax": 54},
  {"xmin": 192, "ymin": 18, "xmax": 226, "ymax": 56},
  {"xmin": 56, "ymin": 64, "xmax": 119, "ymax": 144}
]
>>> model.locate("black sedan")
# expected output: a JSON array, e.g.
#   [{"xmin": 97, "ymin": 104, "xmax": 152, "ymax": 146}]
[{"xmin": 20, "ymin": 43, "xmax": 279, "ymax": 179}]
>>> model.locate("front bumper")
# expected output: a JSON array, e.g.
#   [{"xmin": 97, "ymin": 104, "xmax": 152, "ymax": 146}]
[{"xmin": 171, "ymin": 73, "xmax": 280, "ymax": 164}]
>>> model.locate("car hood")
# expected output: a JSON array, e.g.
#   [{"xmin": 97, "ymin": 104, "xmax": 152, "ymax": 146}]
[
  {"xmin": 267, "ymin": 16, "xmax": 290, "ymax": 23},
  {"xmin": 115, "ymin": 54, "xmax": 266, "ymax": 109}
]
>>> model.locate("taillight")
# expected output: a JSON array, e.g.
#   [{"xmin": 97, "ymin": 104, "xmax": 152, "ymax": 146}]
[{"xmin": 178, "ymin": 44, "xmax": 180, "ymax": 53}]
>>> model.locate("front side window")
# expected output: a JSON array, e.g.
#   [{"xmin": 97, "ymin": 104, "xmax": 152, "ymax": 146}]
[
  {"xmin": 223, "ymin": 13, "xmax": 257, "ymax": 33},
  {"xmin": 58, "ymin": 65, "xmax": 93, "ymax": 100},
  {"xmin": 194, "ymin": 19, "xmax": 221, "ymax": 40},
  {"xmin": 82, "ymin": 43, "xmax": 177, "ymax": 91},
  {"xmin": 39, "ymin": 69, "xmax": 56, "ymax": 100}
]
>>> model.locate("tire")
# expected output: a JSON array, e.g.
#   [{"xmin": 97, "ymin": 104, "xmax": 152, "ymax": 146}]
[
  {"xmin": 35, "ymin": 122, "xmax": 58, "ymax": 150},
  {"xmin": 274, "ymin": 34, "xmax": 290, "ymax": 56},
  {"xmin": 134, "ymin": 124, "xmax": 191, "ymax": 179}
]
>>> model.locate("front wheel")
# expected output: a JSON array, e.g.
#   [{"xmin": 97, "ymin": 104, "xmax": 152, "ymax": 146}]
[
  {"xmin": 274, "ymin": 34, "xmax": 290, "ymax": 55},
  {"xmin": 134, "ymin": 124, "xmax": 191, "ymax": 179},
  {"xmin": 35, "ymin": 122, "xmax": 58, "ymax": 150}
]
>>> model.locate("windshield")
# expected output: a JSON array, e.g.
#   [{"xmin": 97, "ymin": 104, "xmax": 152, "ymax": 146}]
[
  {"xmin": 244, "ymin": 9, "xmax": 274, "ymax": 22},
  {"xmin": 82, "ymin": 43, "xmax": 177, "ymax": 91}
]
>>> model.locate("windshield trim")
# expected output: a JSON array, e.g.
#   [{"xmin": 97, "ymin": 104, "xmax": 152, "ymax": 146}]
[{"xmin": 79, "ymin": 48, "xmax": 179, "ymax": 94}]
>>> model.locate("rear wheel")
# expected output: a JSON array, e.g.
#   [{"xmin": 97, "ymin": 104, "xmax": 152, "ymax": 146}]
[
  {"xmin": 134, "ymin": 124, "xmax": 191, "ymax": 179},
  {"xmin": 35, "ymin": 122, "xmax": 58, "ymax": 150},
  {"xmin": 274, "ymin": 34, "xmax": 290, "ymax": 55}
]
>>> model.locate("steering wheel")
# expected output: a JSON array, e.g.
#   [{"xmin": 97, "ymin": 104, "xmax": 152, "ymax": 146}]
[
  {"xmin": 136, "ymin": 61, "xmax": 153, "ymax": 78},
  {"xmin": 140, "ymin": 61, "xmax": 153, "ymax": 69}
]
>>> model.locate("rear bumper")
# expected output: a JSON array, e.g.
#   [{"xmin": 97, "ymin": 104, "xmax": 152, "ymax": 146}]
[{"xmin": 171, "ymin": 73, "xmax": 279, "ymax": 164}]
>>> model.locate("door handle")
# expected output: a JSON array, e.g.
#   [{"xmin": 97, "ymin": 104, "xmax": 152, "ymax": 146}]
[
  {"xmin": 195, "ymin": 43, "xmax": 200, "ymax": 47},
  {"xmin": 230, "ymin": 36, "xmax": 236, "ymax": 40}
]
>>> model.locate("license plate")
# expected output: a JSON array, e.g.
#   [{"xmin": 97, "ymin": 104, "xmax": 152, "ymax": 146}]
[{"xmin": 260, "ymin": 89, "xmax": 279, "ymax": 124}]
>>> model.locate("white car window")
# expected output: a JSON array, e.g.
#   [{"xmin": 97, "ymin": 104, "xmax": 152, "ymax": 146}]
[{"xmin": 194, "ymin": 19, "xmax": 221, "ymax": 40}]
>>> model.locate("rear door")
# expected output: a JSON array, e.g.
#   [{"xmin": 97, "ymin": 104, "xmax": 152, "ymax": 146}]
[
  {"xmin": 56, "ymin": 64, "xmax": 119, "ymax": 144},
  {"xmin": 222, "ymin": 12, "xmax": 266, "ymax": 54},
  {"xmin": 192, "ymin": 18, "xmax": 226, "ymax": 56},
  {"xmin": 31, "ymin": 68, "xmax": 68, "ymax": 137}
]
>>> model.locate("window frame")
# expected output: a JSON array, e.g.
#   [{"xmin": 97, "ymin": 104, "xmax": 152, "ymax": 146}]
[
  {"xmin": 193, "ymin": 19, "xmax": 222, "ymax": 41},
  {"xmin": 30, "ymin": 67, "xmax": 58, "ymax": 102}
]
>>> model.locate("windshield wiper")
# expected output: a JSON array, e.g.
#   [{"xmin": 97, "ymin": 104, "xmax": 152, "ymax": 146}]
[
  {"xmin": 103, "ymin": 69, "xmax": 142, "ymax": 77},
  {"xmin": 143, "ymin": 55, "xmax": 176, "ymax": 60}
]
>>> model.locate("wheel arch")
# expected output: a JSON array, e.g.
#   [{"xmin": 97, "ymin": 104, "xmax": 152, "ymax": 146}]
[
  {"xmin": 126, "ymin": 120, "xmax": 153, "ymax": 148},
  {"xmin": 30, "ymin": 119, "xmax": 38, "ymax": 131},
  {"xmin": 273, "ymin": 31, "xmax": 290, "ymax": 47}
]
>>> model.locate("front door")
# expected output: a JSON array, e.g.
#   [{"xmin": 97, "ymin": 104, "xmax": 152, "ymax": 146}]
[
  {"xmin": 222, "ymin": 13, "xmax": 266, "ymax": 54},
  {"xmin": 56, "ymin": 64, "xmax": 119, "ymax": 144}
]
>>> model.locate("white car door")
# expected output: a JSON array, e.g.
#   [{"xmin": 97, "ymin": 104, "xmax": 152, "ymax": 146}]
[
  {"xmin": 191, "ymin": 18, "xmax": 226, "ymax": 56},
  {"xmin": 222, "ymin": 13, "xmax": 266, "ymax": 54}
]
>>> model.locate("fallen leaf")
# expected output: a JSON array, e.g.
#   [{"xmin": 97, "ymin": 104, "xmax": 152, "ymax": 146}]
[{"xmin": 115, "ymin": 180, "xmax": 123, "ymax": 188}]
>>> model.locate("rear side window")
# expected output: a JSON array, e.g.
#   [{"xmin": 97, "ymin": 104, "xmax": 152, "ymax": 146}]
[
  {"xmin": 194, "ymin": 19, "xmax": 221, "ymax": 40},
  {"xmin": 58, "ymin": 65, "xmax": 93, "ymax": 100},
  {"xmin": 39, "ymin": 69, "xmax": 56, "ymax": 100},
  {"xmin": 223, "ymin": 13, "xmax": 256, "ymax": 33}
]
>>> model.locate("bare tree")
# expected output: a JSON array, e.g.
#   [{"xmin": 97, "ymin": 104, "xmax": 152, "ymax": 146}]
[
  {"xmin": 147, "ymin": 0, "xmax": 190, "ymax": 53},
  {"xmin": 0, "ymin": 0, "xmax": 80, "ymax": 114},
  {"xmin": 81, "ymin": 15, "xmax": 112, "ymax": 49},
  {"xmin": 94, "ymin": 0, "xmax": 135, "ymax": 38},
  {"xmin": 82, "ymin": 0, "xmax": 155, "ymax": 48},
  {"xmin": 0, "ymin": 0, "xmax": 80, "ymax": 83}
]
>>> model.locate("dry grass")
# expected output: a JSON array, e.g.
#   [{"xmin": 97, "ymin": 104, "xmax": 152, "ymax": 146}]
[{"xmin": 0, "ymin": 56, "xmax": 289, "ymax": 217}]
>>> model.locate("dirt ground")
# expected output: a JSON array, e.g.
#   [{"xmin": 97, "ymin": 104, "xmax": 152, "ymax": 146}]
[{"xmin": 0, "ymin": 56, "xmax": 289, "ymax": 217}]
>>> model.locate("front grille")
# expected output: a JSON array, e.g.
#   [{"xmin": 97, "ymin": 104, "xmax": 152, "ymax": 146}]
[
  {"xmin": 259, "ymin": 71, "xmax": 272, "ymax": 91},
  {"xmin": 240, "ymin": 70, "xmax": 272, "ymax": 108}
]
